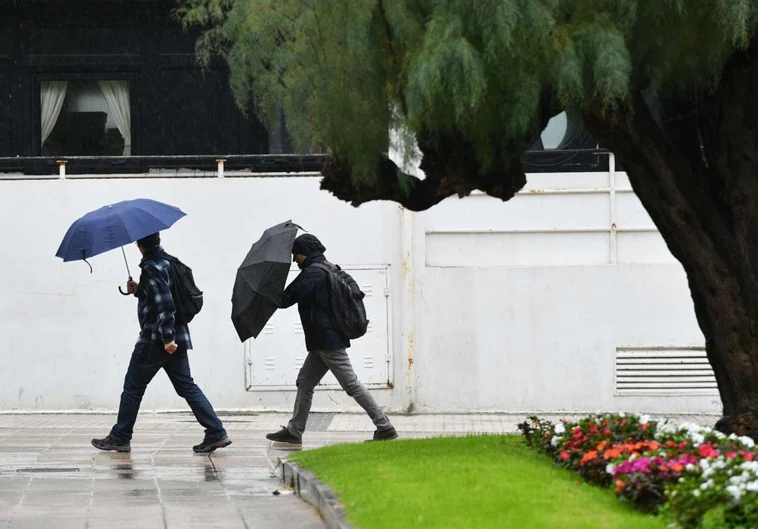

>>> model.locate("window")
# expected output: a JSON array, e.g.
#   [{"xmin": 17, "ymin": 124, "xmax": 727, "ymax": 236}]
[
  {"xmin": 40, "ymin": 80, "xmax": 131, "ymax": 156},
  {"xmin": 539, "ymin": 112, "xmax": 569, "ymax": 150}
]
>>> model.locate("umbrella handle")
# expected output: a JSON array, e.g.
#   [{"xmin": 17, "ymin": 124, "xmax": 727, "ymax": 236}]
[{"xmin": 119, "ymin": 276, "xmax": 134, "ymax": 296}]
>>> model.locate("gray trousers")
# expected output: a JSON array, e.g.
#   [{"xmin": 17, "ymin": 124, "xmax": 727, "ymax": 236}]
[{"xmin": 287, "ymin": 348, "xmax": 392, "ymax": 437}]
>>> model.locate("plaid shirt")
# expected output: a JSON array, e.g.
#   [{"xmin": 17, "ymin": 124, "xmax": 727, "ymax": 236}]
[{"xmin": 135, "ymin": 247, "xmax": 192, "ymax": 349}]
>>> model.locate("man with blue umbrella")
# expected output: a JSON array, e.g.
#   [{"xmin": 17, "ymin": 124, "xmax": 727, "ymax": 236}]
[{"xmin": 57, "ymin": 199, "xmax": 231, "ymax": 453}]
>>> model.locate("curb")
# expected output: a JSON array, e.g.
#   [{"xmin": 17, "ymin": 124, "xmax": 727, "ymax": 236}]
[{"xmin": 279, "ymin": 458, "xmax": 353, "ymax": 529}]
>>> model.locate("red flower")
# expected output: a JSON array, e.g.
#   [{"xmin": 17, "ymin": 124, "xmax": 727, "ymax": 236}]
[
  {"xmin": 744, "ymin": 452, "xmax": 756, "ymax": 462},
  {"xmin": 727, "ymin": 451, "xmax": 738, "ymax": 459},
  {"xmin": 615, "ymin": 480, "xmax": 625, "ymax": 493},
  {"xmin": 560, "ymin": 451, "xmax": 570, "ymax": 461},
  {"xmin": 580, "ymin": 450, "xmax": 599, "ymax": 466},
  {"xmin": 698, "ymin": 443, "xmax": 719, "ymax": 458}
]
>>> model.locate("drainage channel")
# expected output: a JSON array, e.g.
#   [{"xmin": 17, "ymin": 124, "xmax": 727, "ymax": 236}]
[{"xmin": 16, "ymin": 467, "xmax": 80, "ymax": 473}]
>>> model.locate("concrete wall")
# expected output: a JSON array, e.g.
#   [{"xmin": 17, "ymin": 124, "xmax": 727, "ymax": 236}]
[{"xmin": 0, "ymin": 168, "xmax": 721, "ymax": 415}]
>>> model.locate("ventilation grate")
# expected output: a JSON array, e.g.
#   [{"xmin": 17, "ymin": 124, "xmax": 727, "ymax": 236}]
[{"xmin": 615, "ymin": 347, "xmax": 718, "ymax": 395}]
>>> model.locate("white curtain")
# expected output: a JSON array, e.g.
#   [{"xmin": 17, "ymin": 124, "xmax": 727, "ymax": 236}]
[
  {"xmin": 40, "ymin": 81, "xmax": 68, "ymax": 146},
  {"xmin": 98, "ymin": 80, "xmax": 131, "ymax": 156}
]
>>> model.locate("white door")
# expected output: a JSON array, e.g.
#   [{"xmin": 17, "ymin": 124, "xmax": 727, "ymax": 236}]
[{"xmin": 245, "ymin": 265, "xmax": 392, "ymax": 390}]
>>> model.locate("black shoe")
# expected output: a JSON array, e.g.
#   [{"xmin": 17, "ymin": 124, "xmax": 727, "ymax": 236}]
[
  {"xmin": 91, "ymin": 435, "xmax": 131, "ymax": 453},
  {"xmin": 371, "ymin": 427, "xmax": 399, "ymax": 441},
  {"xmin": 193, "ymin": 435, "xmax": 232, "ymax": 453},
  {"xmin": 266, "ymin": 426, "xmax": 302, "ymax": 445}
]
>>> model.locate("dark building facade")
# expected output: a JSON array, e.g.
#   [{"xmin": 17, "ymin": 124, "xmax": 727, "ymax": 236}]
[
  {"xmin": 0, "ymin": 0, "xmax": 604, "ymax": 174},
  {"xmin": 0, "ymin": 0, "xmax": 274, "ymax": 160}
]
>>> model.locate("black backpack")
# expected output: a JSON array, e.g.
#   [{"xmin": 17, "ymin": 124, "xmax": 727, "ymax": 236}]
[
  {"xmin": 162, "ymin": 253, "xmax": 204, "ymax": 324},
  {"xmin": 312, "ymin": 263, "xmax": 369, "ymax": 340}
]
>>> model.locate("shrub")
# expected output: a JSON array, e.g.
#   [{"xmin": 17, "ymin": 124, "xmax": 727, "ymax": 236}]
[{"xmin": 518, "ymin": 414, "xmax": 758, "ymax": 527}]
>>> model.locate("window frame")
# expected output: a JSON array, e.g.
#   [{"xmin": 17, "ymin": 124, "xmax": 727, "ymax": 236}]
[{"xmin": 32, "ymin": 71, "xmax": 138, "ymax": 156}]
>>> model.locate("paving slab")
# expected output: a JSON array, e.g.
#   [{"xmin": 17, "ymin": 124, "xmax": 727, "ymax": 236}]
[
  {"xmin": 0, "ymin": 413, "xmax": 327, "ymax": 529},
  {"xmin": 0, "ymin": 411, "xmax": 717, "ymax": 528}
]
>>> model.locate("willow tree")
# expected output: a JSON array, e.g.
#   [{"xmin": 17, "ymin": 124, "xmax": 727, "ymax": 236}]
[{"xmin": 179, "ymin": 0, "xmax": 758, "ymax": 436}]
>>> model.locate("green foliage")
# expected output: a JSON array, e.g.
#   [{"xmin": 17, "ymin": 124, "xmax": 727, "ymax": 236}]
[{"xmin": 178, "ymin": 0, "xmax": 758, "ymax": 182}]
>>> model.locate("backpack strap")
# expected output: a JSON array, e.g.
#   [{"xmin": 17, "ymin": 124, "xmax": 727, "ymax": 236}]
[{"xmin": 310, "ymin": 262, "xmax": 335, "ymax": 273}]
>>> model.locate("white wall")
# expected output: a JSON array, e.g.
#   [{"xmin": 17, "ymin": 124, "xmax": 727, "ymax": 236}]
[
  {"xmin": 0, "ymin": 176, "xmax": 405, "ymax": 412},
  {"xmin": 0, "ymin": 168, "xmax": 721, "ymax": 415}
]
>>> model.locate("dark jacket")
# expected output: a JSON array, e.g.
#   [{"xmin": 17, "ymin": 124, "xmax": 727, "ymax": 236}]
[{"xmin": 279, "ymin": 253, "xmax": 350, "ymax": 352}]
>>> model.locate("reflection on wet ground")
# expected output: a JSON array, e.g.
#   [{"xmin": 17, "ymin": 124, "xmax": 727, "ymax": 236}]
[
  {"xmin": 0, "ymin": 413, "xmax": 332, "ymax": 529},
  {"xmin": 0, "ymin": 410, "xmax": 521, "ymax": 527}
]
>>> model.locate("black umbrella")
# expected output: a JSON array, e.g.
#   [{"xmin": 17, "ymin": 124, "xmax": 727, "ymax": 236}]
[{"xmin": 231, "ymin": 220, "xmax": 302, "ymax": 342}]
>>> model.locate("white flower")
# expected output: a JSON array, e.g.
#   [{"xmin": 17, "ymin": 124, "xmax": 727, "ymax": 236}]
[
  {"xmin": 726, "ymin": 484, "xmax": 743, "ymax": 502},
  {"xmin": 700, "ymin": 479, "xmax": 714, "ymax": 490},
  {"xmin": 606, "ymin": 464, "xmax": 616, "ymax": 475},
  {"xmin": 738, "ymin": 436, "xmax": 755, "ymax": 448},
  {"xmin": 693, "ymin": 489, "xmax": 701, "ymax": 497},
  {"xmin": 639, "ymin": 415, "xmax": 650, "ymax": 426},
  {"xmin": 747, "ymin": 481, "xmax": 758, "ymax": 493},
  {"xmin": 551, "ymin": 436, "xmax": 562, "ymax": 448},
  {"xmin": 554, "ymin": 423, "xmax": 565, "ymax": 435}
]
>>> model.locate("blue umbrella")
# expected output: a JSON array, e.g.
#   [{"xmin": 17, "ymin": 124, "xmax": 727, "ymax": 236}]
[{"xmin": 56, "ymin": 198, "xmax": 186, "ymax": 292}]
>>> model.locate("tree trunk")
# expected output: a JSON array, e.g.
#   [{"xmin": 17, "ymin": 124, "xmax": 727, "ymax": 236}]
[{"xmin": 583, "ymin": 42, "xmax": 758, "ymax": 437}]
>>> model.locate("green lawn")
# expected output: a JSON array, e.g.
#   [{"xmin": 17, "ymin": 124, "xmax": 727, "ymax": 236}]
[{"xmin": 289, "ymin": 435, "xmax": 666, "ymax": 529}]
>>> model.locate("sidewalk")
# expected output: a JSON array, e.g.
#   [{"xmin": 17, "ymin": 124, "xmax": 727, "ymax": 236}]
[{"xmin": 0, "ymin": 412, "xmax": 714, "ymax": 528}]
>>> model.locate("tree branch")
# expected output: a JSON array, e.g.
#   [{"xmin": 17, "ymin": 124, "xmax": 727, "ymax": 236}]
[
  {"xmin": 319, "ymin": 129, "xmax": 528, "ymax": 211},
  {"xmin": 320, "ymin": 155, "xmax": 450, "ymax": 211},
  {"xmin": 711, "ymin": 38, "xmax": 758, "ymax": 269}
]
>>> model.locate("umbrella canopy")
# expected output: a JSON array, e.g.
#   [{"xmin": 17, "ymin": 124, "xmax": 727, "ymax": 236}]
[
  {"xmin": 56, "ymin": 198, "xmax": 186, "ymax": 262},
  {"xmin": 232, "ymin": 220, "xmax": 301, "ymax": 342}
]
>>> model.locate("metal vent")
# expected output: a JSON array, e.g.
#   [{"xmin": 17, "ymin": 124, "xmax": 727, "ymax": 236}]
[{"xmin": 615, "ymin": 347, "xmax": 718, "ymax": 395}]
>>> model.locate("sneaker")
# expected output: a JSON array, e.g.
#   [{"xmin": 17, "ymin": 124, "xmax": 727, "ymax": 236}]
[
  {"xmin": 371, "ymin": 427, "xmax": 399, "ymax": 441},
  {"xmin": 266, "ymin": 426, "xmax": 302, "ymax": 446},
  {"xmin": 193, "ymin": 435, "xmax": 232, "ymax": 453},
  {"xmin": 91, "ymin": 435, "xmax": 131, "ymax": 453}
]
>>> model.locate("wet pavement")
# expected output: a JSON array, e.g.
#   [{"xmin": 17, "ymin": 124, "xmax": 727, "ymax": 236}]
[
  {"xmin": 0, "ymin": 413, "xmax": 338, "ymax": 529},
  {"xmin": 0, "ymin": 411, "xmax": 714, "ymax": 528}
]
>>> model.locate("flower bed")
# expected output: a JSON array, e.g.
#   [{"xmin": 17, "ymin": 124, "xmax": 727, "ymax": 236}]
[{"xmin": 518, "ymin": 414, "xmax": 758, "ymax": 528}]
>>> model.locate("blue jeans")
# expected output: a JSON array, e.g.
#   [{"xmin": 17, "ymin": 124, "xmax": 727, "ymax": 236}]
[{"xmin": 110, "ymin": 342, "xmax": 226, "ymax": 442}]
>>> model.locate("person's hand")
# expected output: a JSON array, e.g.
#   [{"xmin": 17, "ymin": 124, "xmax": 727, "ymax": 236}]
[
  {"xmin": 126, "ymin": 279, "xmax": 138, "ymax": 295},
  {"xmin": 164, "ymin": 341, "xmax": 178, "ymax": 354}
]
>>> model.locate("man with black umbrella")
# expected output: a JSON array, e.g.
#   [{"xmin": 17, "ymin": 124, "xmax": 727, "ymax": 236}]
[{"xmin": 266, "ymin": 234, "xmax": 398, "ymax": 446}]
